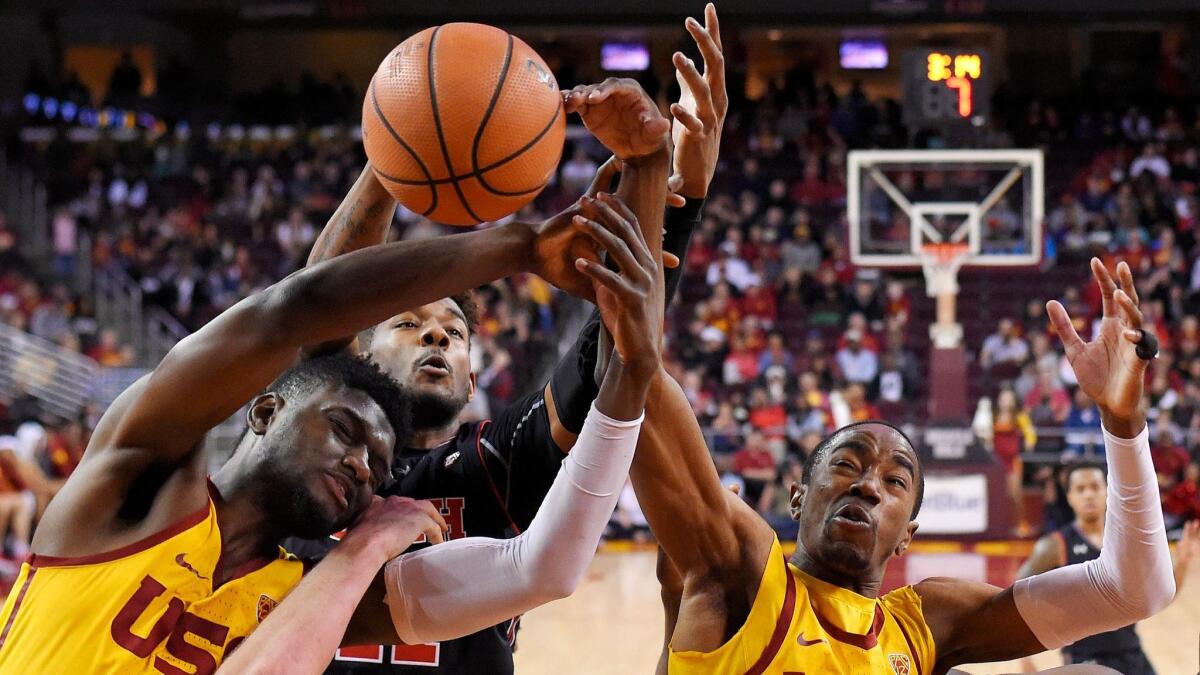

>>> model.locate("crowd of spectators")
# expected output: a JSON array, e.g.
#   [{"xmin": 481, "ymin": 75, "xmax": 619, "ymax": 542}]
[{"xmin": 3, "ymin": 56, "xmax": 1200, "ymax": 549}]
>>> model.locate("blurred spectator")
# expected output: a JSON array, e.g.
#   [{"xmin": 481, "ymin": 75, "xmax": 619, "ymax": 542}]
[
  {"xmin": 1063, "ymin": 388, "xmax": 1104, "ymax": 457},
  {"xmin": 1152, "ymin": 428, "xmax": 1190, "ymax": 488},
  {"xmin": 732, "ymin": 431, "xmax": 778, "ymax": 515},
  {"xmin": 1164, "ymin": 462, "xmax": 1200, "ymax": 530},
  {"xmin": 1129, "ymin": 143, "xmax": 1171, "ymax": 180},
  {"xmin": 1024, "ymin": 370, "xmax": 1071, "ymax": 424},
  {"xmin": 0, "ymin": 437, "xmax": 33, "ymax": 560},
  {"xmin": 983, "ymin": 390, "xmax": 1036, "ymax": 536},
  {"xmin": 980, "ymin": 318, "xmax": 1030, "ymax": 370},
  {"xmin": 707, "ymin": 240, "xmax": 758, "ymax": 291},
  {"xmin": 835, "ymin": 330, "xmax": 878, "ymax": 385},
  {"xmin": 757, "ymin": 332, "xmax": 794, "ymax": 376}
]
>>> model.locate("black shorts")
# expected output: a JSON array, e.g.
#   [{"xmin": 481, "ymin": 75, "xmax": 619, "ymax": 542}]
[{"xmin": 1064, "ymin": 648, "xmax": 1156, "ymax": 675}]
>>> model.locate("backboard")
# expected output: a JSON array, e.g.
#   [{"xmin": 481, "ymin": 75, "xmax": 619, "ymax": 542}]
[{"xmin": 847, "ymin": 149, "xmax": 1044, "ymax": 269}]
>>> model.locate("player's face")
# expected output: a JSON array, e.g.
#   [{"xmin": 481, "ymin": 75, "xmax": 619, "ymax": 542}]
[
  {"xmin": 795, "ymin": 425, "xmax": 919, "ymax": 578},
  {"xmin": 369, "ymin": 299, "xmax": 475, "ymax": 429},
  {"xmin": 258, "ymin": 384, "xmax": 396, "ymax": 538},
  {"xmin": 1066, "ymin": 468, "xmax": 1106, "ymax": 523}
]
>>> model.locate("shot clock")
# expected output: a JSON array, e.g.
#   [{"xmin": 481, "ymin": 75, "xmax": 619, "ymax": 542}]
[{"xmin": 903, "ymin": 48, "xmax": 990, "ymax": 129}]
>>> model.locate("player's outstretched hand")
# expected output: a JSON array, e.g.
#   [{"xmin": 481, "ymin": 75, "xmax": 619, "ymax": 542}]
[
  {"xmin": 669, "ymin": 3, "xmax": 727, "ymax": 200},
  {"xmin": 562, "ymin": 78, "xmax": 671, "ymax": 161},
  {"xmin": 571, "ymin": 192, "xmax": 663, "ymax": 376},
  {"xmin": 344, "ymin": 495, "xmax": 447, "ymax": 563},
  {"xmin": 1047, "ymin": 258, "xmax": 1150, "ymax": 427}
]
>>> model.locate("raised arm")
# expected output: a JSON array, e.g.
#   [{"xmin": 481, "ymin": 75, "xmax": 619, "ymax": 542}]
[
  {"xmin": 53, "ymin": 199, "xmax": 608, "ymax": 543},
  {"xmin": 920, "ymin": 259, "xmax": 1175, "ymax": 672},
  {"xmin": 301, "ymin": 163, "xmax": 397, "ymax": 356},
  {"xmin": 374, "ymin": 184, "xmax": 665, "ymax": 645}
]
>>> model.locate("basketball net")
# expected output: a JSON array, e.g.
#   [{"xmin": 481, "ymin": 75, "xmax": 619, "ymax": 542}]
[{"xmin": 919, "ymin": 242, "xmax": 970, "ymax": 349}]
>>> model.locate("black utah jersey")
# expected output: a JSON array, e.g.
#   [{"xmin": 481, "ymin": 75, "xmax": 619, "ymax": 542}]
[
  {"xmin": 281, "ymin": 198, "xmax": 703, "ymax": 674},
  {"xmin": 285, "ymin": 317, "xmax": 601, "ymax": 675}
]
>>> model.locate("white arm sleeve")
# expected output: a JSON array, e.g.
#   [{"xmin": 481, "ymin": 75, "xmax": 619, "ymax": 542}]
[
  {"xmin": 383, "ymin": 404, "xmax": 642, "ymax": 644},
  {"xmin": 1012, "ymin": 425, "xmax": 1175, "ymax": 649}
]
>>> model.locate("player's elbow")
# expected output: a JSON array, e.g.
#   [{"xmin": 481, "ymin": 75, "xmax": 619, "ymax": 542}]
[
  {"xmin": 1132, "ymin": 574, "xmax": 1175, "ymax": 619},
  {"xmin": 1107, "ymin": 559, "xmax": 1175, "ymax": 620},
  {"xmin": 532, "ymin": 564, "xmax": 585, "ymax": 604}
]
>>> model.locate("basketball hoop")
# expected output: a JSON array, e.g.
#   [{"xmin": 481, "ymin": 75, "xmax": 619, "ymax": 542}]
[{"xmin": 919, "ymin": 242, "xmax": 971, "ymax": 298}]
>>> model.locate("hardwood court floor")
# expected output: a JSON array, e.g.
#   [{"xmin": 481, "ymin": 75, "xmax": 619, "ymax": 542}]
[{"xmin": 514, "ymin": 545, "xmax": 1198, "ymax": 674}]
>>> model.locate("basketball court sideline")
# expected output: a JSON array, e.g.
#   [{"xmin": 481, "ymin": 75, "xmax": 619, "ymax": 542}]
[{"xmin": 514, "ymin": 545, "xmax": 1199, "ymax": 674}]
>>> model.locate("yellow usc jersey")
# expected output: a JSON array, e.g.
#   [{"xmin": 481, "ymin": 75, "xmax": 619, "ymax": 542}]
[
  {"xmin": 669, "ymin": 537, "xmax": 935, "ymax": 675},
  {"xmin": 0, "ymin": 494, "xmax": 303, "ymax": 674}
]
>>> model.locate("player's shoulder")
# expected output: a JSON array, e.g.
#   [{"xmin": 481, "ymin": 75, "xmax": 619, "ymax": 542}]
[{"xmin": 910, "ymin": 576, "xmax": 1002, "ymax": 615}]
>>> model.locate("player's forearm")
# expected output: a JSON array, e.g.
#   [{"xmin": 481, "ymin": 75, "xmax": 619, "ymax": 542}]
[
  {"xmin": 1012, "ymin": 425, "xmax": 1174, "ymax": 649},
  {"xmin": 629, "ymin": 368, "xmax": 754, "ymax": 573},
  {"xmin": 616, "ymin": 148, "xmax": 670, "ymax": 262},
  {"xmin": 267, "ymin": 221, "xmax": 533, "ymax": 350},
  {"xmin": 217, "ymin": 539, "xmax": 385, "ymax": 674},
  {"xmin": 307, "ymin": 165, "xmax": 396, "ymax": 267},
  {"xmin": 382, "ymin": 404, "xmax": 642, "ymax": 643},
  {"xmin": 594, "ymin": 352, "xmax": 655, "ymax": 422}
]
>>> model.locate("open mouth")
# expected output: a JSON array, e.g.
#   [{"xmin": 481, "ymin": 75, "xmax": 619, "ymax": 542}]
[
  {"xmin": 417, "ymin": 354, "xmax": 450, "ymax": 377},
  {"xmin": 322, "ymin": 471, "xmax": 351, "ymax": 511},
  {"xmin": 831, "ymin": 502, "xmax": 873, "ymax": 529}
]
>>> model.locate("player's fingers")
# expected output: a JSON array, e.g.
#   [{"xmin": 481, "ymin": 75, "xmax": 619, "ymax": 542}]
[
  {"xmin": 686, "ymin": 16, "xmax": 722, "ymax": 81},
  {"xmin": 1090, "ymin": 257, "xmax": 1118, "ymax": 319},
  {"xmin": 663, "ymin": 252, "xmax": 680, "ymax": 269},
  {"xmin": 573, "ymin": 214, "xmax": 641, "ymax": 275},
  {"xmin": 1114, "ymin": 289, "xmax": 1144, "ymax": 330},
  {"xmin": 1117, "ymin": 260, "xmax": 1140, "ymax": 307},
  {"xmin": 418, "ymin": 500, "xmax": 448, "ymax": 531},
  {"xmin": 587, "ymin": 80, "xmax": 617, "ymax": 104},
  {"xmin": 641, "ymin": 116, "xmax": 672, "ymax": 139},
  {"xmin": 595, "ymin": 193, "xmax": 649, "ymax": 251},
  {"xmin": 575, "ymin": 257, "xmax": 637, "ymax": 299},
  {"xmin": 698, "ymin": 7, "xmax": 727, "ymax": 110},
  {"xmin": 673, "ymin": 52, "xmax": 715, "ymax": 128},
  {"xmin": 562, "ymin": 86, "xmax": 590, "ymax": 113},
  {"xmin": 586, "ymin": 156, "xmax": 622, "ymax": 198},
  {"xmin": 1046, "ymin": 300, "xmax": 1086, "ymax": 361},
  {"xmin": 422, "ymin": 521, "xmax": 445, "ymax": 545},
  {"xmin": 705, "ymin": 3, "xmax": 723, "ymax": 52},
  {"xmin": 594, "ymin": 195, "xmax": 653, "ymax": 266},
  {"xmin": 670, "ymin": 102, "xmax": 705, "ymax": 134},
  {"xmin": 666, "ymin": 191, "xmax": 687, "ymax": 208}
]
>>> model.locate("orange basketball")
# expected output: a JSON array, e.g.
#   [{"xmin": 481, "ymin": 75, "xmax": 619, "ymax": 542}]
[{"xmin": 362, "ymin": 23, "xmax": 566, "ymax": 226}]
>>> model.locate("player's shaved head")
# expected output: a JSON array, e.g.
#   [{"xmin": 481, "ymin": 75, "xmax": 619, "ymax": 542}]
[{"xmin": 802, "ymin": 421, "xmax": 924, "ymax": 519}]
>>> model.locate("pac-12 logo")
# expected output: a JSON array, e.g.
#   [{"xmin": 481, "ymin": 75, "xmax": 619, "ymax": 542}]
[{"xmin": 888, "ymin": 653, "xmax": 912, "ymax": 675}]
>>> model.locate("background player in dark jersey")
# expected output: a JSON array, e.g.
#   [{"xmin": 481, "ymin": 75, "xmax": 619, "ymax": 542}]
[
  {"xmin": 1018, "ymin": 464, "xmax": 1199, "ymax": 674},
  {"xmin": 280, "ymin": 53, "xmax": 721, "ymax": 672}
]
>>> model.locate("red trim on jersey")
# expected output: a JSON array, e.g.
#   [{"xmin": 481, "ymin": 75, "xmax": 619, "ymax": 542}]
[
  {"xmin": 27, "ymin": 502, "xmax": 211, "ymax": 568},
  {"xmin": 814, "ymin": 602, "xmax": 885, "ymax": 650},
  {"xmin": 744, "ymin": 554, "xmax": 797, "ymax": 675},
  {"xmin": 474, "ymin": 420, "xmax": 522, "ymax": 535},
  {"xmin": 0, "ymin": 568, "xmax": 35, "ymax": 649},
  {"xmin": 895, "ymin": 613, "xmax": 923, "ymax": 675}
]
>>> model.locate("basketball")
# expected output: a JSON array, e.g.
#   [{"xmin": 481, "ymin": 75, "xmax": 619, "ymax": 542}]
[{"xmin": 362, "ymin": 23, "xmax": 566, "ymax": 226}]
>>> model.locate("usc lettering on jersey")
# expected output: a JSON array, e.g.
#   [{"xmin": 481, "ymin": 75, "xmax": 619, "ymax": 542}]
[
  {"xmin": 669, "ymin": 538, "xmax": 935, "ymax": 675},
  {"xmin": 0, "ymin": 494, "xmax": 302, "ymax": 674}
]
